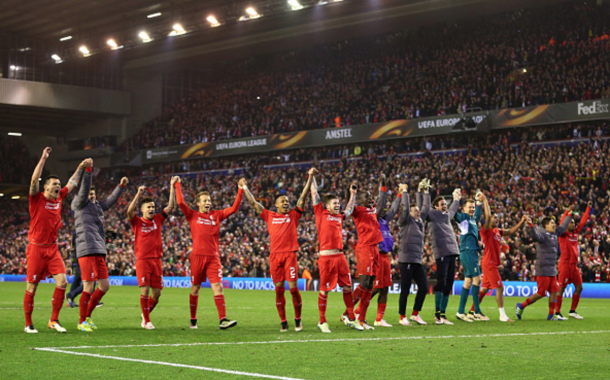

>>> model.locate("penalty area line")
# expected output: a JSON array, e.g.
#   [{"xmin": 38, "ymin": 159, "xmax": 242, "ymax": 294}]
[
  {"xmin": 36, "ymin": 330, "xmax": 610, "ymax": 350},
  {"xmin": 34, "ymin": 347, "xmax": 306, "ymax": 380}
]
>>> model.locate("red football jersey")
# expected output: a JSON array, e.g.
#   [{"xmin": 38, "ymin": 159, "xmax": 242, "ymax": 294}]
[
  {"xmin": 176, "ymin": 183, "xmax": 243, "ymax": 256},
  {"xmin": 314, "ymin": 203, "xmax": 345, "ymax": 251},
  {"xmin": 559, "ymin": 207, "xmax": 590, "ymax": 264},
  {"xmin": 28, "ymin": 187, "xmax": 69, "ymax": 245},
  {"xmin": 481, "ymin": 226, "xmax": 502, "ymax": 267},
  {"xmin": 351, "ymin": 206, "xmax": 383, "ymax": 248},
  {"xmin": 261, "ymin": 207, "xmax": 303, "ymax": 254},
  {"xmin": 130, "ymin": 213, "xmax": 166, "ymax": 260}
]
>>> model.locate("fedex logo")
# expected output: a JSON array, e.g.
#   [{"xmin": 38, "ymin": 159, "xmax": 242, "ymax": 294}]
[{"xmin": 577, "ymin": 101, "xmax": 609, "ymax": 115}]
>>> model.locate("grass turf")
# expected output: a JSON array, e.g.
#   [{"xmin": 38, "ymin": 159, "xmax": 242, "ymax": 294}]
[{"xmin": 0, "ymin": 282, "xmax": 608, "ymax": 380}]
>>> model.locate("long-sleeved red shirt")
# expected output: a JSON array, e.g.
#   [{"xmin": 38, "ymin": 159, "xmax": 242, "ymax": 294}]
[
  {"xmin": 558, "ymin": 206, "xmax": 590, "ymax": 264},
  {"xmin": 176, "ymin": 182, "xmax": 243, "ymax": 256}
]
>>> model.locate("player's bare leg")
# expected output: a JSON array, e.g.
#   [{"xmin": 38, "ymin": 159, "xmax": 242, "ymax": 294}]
[
  {"xmin": 189, "ymin": 284, "xmax": 201, "ymax": 329},
  {"xmin": 47, "ymin": 273, "xmax": 68, "ymax": 333},
  {"xmin": 287, "ymin": 280, "xmax": 303, "ymax": 332},
  {"xmin": 24, "ymin": 282, "xmax": 38, "ymax": 333},
  {"xmin": 212, "ymin": 282, "xmax": 236, "ymax": 330}
]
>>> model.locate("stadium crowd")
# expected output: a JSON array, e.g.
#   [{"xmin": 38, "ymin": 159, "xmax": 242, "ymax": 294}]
[
  {"xmin": 2, "ymin": 122, "xmax": 610, "ymax": 287},
  {"xmin": 121, "ymin": 1, "xmax": 610, "ymax": 151},
  {"xmin": 0, "ymin": 135, "xmax": 42, "ymax": 185}
]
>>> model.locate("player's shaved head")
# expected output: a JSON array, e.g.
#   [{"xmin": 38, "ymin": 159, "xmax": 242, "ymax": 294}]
[{"xmin": 44, "ymin": 175, "xmax": 60, "ymax": 186}]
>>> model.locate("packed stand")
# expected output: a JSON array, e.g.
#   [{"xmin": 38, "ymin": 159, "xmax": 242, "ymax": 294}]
[
  {"xmin": 2, "ymin": 122, "xmax": 610, "ymax": 286},
  {"xmin": 121, "ymin": 1, "xmax": 610, "ymax": 151}
]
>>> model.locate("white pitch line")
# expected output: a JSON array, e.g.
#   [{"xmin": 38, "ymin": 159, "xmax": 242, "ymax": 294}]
[
  {"xmin": 35, "ymin": 347, "xmax": 306, "ymax": 380},
  {"xmin": 36, "ymin": 330, "xmax": 610, "ymax": 350}
]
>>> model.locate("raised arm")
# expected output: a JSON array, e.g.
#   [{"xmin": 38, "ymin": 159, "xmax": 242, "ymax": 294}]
[
  {"xmin": 311, "ymin": 175, "xmax": 321, "ymax": 206},
  {"xmin": 384, "ymin": 192, "xmax": 401, "ymax": 222},
  {"xmin": 482, "ymin": 194, "xmax": 493, "ymax": 230},
  {"xmin": 297, "ymin": 168, "xmax": 318, "ymax": 210},
  {"xmin": 100, "ymin": 177, "xmax": 128, "ymax": 211},
  {"xmin": 375, "ymin": 174, "xmax": 387, "ymax": 216},
  {"xmin": 526, "ymin": 216, "xmax": 544, "ymax": 243},
  {"xmin": 66, "ymin": 158, "xmax": 91, "ymax": 193},
  {"xmin": 397, "ymin": 184, "xmax": 410, "ymax": 226},
  {"xmin": 242, "ymin": 180, "xmax": 264, "ymax": 215},
  {"xmin": 555, "ymin": 206, "xmax": 573, "ymax": 236},
  {"xmin": 448, "ymin": 188, "xmax": 461, "ymax": 220},
  {"xmin": 163, "ymin": 176, "xmax": 178, "ymax": 215},
  {"xmin": 343, "ymin": 183, "xmax": 358, "ymax": 217},
  {"xmin": 127, "ymin": 186, "xmax": 146, "ymax": 220},
  {"xmin": 420, "ymin": 191, "xmax": 431, "ymax": 221},
  {"xmin": 30, "ymin": 147, "xmax": 51, "ymax": 196},
  {"xmin": 505, "ymin": 215, "xmax": 528, "ymax": 237},
  {"xmin": 574, "ymin": 202, "xmax": 592, "ymax": 234},
  {"xmin": 71, "ymin": 167, "xmax": 92, "ymax": 211},
  {"xmin": 174, "ymin": 177, "xmax": 194, "ymax": 218},
  {"xmin": 221, "ymin": 178, "xmax": 245, "ymax": 219}
]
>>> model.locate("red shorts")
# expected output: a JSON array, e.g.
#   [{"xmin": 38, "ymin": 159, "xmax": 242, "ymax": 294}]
[
  {"xmin": 78, "ymin": 255, "xmax": 109, "ymax": 282},
  {"xmin": 481, "ymin": 265, "xmax": 503, "ymax": 289},
  {"xmin": 374, "ymin": 253, "xmax": 392, "ymax": 289},
  {"xmin": 356, "ymin": 245, "xmax": 379, "ymax": 276},
  {"xmin": 269, "ymin": 251, "xmax": 298, "ymax": 283},
  {"xmin": 536, "ymin": 276, "xmax": 560, "ymax": 296},
  {"xmin": 26, "ymin": 244, "xmax": 66, "ymax": 283},
  {"xmin": 190, "ymin": 255, "xmax": 223, "ymax": 285},
  {"xmin": 558, "ymin": 263, "xmax": 582, "ymax": 286},
  {"xmin": 136, "ymin": 259, "xmax": 164, "ymax": 289},
  {"xmin": 318, "ymin": 254, "xmax": 352, "ymax": 291}
]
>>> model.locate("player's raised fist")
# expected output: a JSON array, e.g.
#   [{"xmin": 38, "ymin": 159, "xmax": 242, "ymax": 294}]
[
  {"xmin": 84, "ymin": 158, "xmax": 93, "ymax": 168},
  {"xmin": 587, "ymin": 201, "xmax": 593, "ymax": 208},
  {"xmin": 120, "ymin": 177, "xmax": 129, "ymax": 187},
  {"xmin": 379, "ymin": 173, "xmax": 387, "ymax": 184},
  {"xmin": 137, "ymin": 186, "xmax": 146, "ymax": 194},
  {"xmin": 452, "ymin": 188, "xmax": 462, "ymax": 201},
  {"xmin": 476, "ymin": 191, "xmax": 485, "ymax": 202},
  {"xmin": 42, "ymin": 147, "xmax": 52, "ymax": 159},
  {"xmin": 238, "ymin": 178, "xmax": 246, "ymax": 189},
  {"xmin": 350, "ymin": 181, "xmax": 359, "ymax": 193},
  {"xmin": 399, "ymin": 184, "xmax": 408, "ymax": 193},
  {"xmin": 308, "ymin": 167, "xmax": 318, "ymax": 176},
  {"xmin": 170, "ymin": 176, "xmax": 180, "ymax": 185}
]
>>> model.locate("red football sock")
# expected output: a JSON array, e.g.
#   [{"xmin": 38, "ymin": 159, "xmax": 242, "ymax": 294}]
[
  {"xmin": 141, "ymin": 295, "xmax": 151, "ymax": 324},
  {"xmin": 149, "ymin": 297, "xmax": 159, "ymax": 314},
  {"xmin": 86, "ymin": 288, "xmax": 106, "ymax": 318},
  {"xmin": 556, "ymin": 294, "xmax": 563, "ymax": 313},
  {"xmin": 318, "ymin": 293, "xmax": 328, "ymax": 323},
  {"xmin": 549, "ymin": 301, "xmax": 556, "ymax": 316},
  {"xmin": 376, "ymin": 303, "xmax": 387, "ymax": 322},
  {"xmin": 289, "ymin": 288, "xmax": 302, "ymax": 320},
  {"xmin": 352, "ymin": 285, "xmax": 364, "ymax": 308},
  {"xmin": 570, "ymin": 295, "xmax": 580, "ymax": 311},
  {"xmin": 214, "ymin": 295, "xmax": 227, "ymax": 320},
  {"xmin": 24, "ymin": 291, "xmax": 35, "ymax": 326},
  {"xmin": 275, "ymin": 287, "xmax": 287, "ymax": 322},
  {"xmin": 411, "ymin": 310, "xmax": 418, "ymax": 317},
  {"xmin": 189, "ymin": 294, "xmax": 199, "ymax": 319},
  {"xmin": 521, "ymin": 297, "xmax": 533, "ymax": 309},
  {"xmin": 342, "ymin": 288, "xmax": 356, "ymax": 320},
  {"xmin": 358, "ymin": 289, "xmax": 372, "ymax": 322},
  {"xmin": 51, "ymin": 287, "xmax": 66, "ymax": 322},
  {"xmin": 79, "ymin": 291, "xmax": 91, "ymax": 323}
]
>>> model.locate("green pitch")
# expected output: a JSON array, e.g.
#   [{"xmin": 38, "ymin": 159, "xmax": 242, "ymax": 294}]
[{"xmin": 0, "ymin": 282, "xmax": 608, "ymax": 380}]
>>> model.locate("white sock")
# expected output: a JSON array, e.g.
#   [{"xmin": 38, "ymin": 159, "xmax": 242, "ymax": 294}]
[{"xmin": 499, "ymin": 307, "xmax": 507, "ymax": 319}]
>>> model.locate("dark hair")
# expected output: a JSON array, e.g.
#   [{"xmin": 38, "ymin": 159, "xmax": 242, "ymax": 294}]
[
  {"xmin": 433, "ymin": 196, "xmax": 445, "ymax": 208},
  {"xmin": 140, "ymin": 197, "xmax": 154, "ymax": 208},
  {"xmin": 464, "ymin": 198, "xmax": 475, "ymax": 205},
  {"xmin": 90, "ymin": 186, "xmax": 96, "ymax": 192},
  {"xmin": 44, "ymin": 175, "xmax": 60, "ymax": 185},
  {"xmin": 324, "ymin": 193, "xmax": 338, "ymax": 204},
  {"xmin": 274, "ymin": 194, "xmax": 288, "ymax": 204},
  {"xmin": 541, "ymin": 216, "xmax": 553, "ymax": 228},
  {"xmin": 410, "ymin": 203, "xmax": 418, "ymax": 209}
]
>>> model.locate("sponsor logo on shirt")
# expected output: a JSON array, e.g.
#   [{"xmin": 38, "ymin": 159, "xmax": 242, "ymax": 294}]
[
  {"xmin": 272, "ymin": 216, "xmax": 291, "ymax": 225},
  {"xmin": 141, "ymin": 220, "xmax": 158, "ymax": 234},
  {"xmin": 196, "ymin": 216, "xmax": 216, "ymax": 226},
  {"xmin": 326, "ymin": 214, "xmax": 342, "ymax": 223},
  {"xmin": 45, "ymin": 202, "xmax": 60, "ymax": 210}
]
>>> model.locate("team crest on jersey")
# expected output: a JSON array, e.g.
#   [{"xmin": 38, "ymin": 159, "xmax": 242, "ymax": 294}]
[{"xmin": 45, "ymin": 202, "xmax": 60, "ymax": 210}]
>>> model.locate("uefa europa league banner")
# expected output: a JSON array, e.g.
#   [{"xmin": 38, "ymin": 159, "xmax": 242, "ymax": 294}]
[
  {"xmin": 494, "ymin": 99, "xmax": 610, "ymax": 128},
  {"xmin": 142, "ymin": 112, "xmax": 488, "ymax": 163}
]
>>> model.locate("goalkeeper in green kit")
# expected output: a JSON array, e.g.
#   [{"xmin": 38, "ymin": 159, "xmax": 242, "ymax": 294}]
[{"xmin": 455, "ymin": 190, "xmax": 490, "ymax": 322}]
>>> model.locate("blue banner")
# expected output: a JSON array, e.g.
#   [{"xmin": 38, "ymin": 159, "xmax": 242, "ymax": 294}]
[
  {"xmin": 452, "ymin": 281, "xmax": 610, "ymax": 299},
  {"xmin": 0, "ymin": 275, "xmax": 306, "ymax": 291}
]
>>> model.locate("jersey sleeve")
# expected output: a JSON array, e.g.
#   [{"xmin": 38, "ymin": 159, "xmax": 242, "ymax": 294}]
[
  {"xmin": 351, "ymin": 206, "xmax": 363, "ymax": 218},
  {"xmin": 260, "ymin": 208, "xmax": 270, "ymax": 222},
  {"xmin": 156, "ymin": 212, "xmax": 167, "ymax": 223},
  {"xmin": 58, "ymin": 187, "xmax": 69, "ymax": 201},
  {"xmin": 292, "ymin": 208, "xmax": 303, "ymax": 223},
  {"xmin": 129, "ymin": 215, "xmax": 139, "ymax": 229},
  {"xmin": 314, "ymin": 203, "xmax": 324, "ymax": 217}
]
